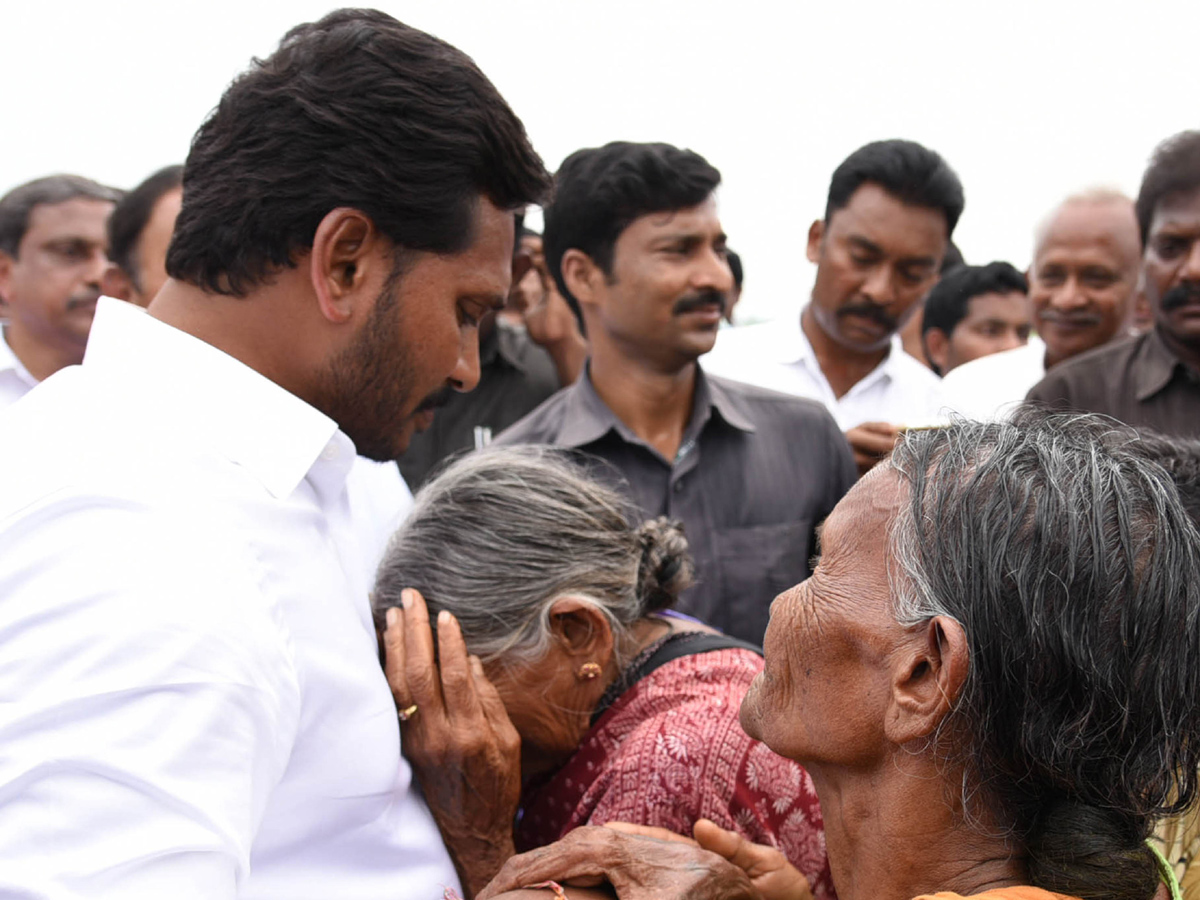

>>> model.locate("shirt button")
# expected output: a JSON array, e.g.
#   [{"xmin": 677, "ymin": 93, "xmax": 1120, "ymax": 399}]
[
  {"xmin": 321, "ymin": 443, "xmax": 339, "ymax": 461},
  {"xmin": 673, "ymin": 480, "xmax": 684, "ymax": 493}
]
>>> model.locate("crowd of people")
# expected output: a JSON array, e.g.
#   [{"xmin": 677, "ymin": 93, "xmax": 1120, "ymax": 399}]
[{"xmin": 0, "ymin": 8, "xmax": 1199, "ymax": 900}]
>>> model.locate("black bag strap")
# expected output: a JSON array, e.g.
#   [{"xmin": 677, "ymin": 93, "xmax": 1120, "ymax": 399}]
[{"xmin": 590, "ymin": 631, "xmax": 762, "ymax": 726}]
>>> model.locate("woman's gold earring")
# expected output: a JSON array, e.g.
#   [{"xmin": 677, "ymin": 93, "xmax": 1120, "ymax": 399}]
[{"xmin": 578, "ymin": 662, "xmax": 602, "ymax": 680}]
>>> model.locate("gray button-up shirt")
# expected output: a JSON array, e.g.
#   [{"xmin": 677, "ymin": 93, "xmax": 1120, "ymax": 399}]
[{"xmin": 495, "ymin": 366, "xmax": 856, "ymax": 644}]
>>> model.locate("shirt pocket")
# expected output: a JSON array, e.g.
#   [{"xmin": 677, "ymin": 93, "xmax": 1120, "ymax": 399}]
[{"xmin": 714, "ymin": 520, "xmax": 813, "ymax": 644}]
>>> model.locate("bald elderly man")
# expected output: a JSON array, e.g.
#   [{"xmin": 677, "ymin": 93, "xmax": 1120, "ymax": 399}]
[{"xmin": 940, "ymin": 189, "xmax": 1141, "ymax": 420}]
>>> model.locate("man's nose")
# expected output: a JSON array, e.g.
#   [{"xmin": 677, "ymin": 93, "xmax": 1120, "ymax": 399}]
[
  {"xmin": 692, "ymin": 246, "xmax": 734, "ymax": 294},
  {"xmin": 997, "ymin": 329, "xmax": 1026, "ymax": 352},
  {"xmin": 861, "ymin": 264, "xmax": 896, "ymax": 306},
  {"xmin": 84, "ymin": 248, "xmax": 109, "ymax": 287},
  {"xmin": 450, "ymin": 327, "xmax": 482, "ymax": 394},
  {"xmin": 1180, "ymin": 240, "xmax": 1200, "ymax": 283},
  {"xmin": 1048, "ymin": 275, "xmax": 1088, "ymax": 309}
]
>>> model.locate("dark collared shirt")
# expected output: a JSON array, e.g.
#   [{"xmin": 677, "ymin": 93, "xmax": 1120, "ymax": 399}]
[
  {"xmin": 495, "ymin": 366, "xmax": 856, "ymax": 644},
  {"xmin": 1026, "ymin": 328, "xmax": 1200, "ymax": 437},
  {"xmin": 400, "ymin": 321, "xmax": 561, "ymax": 489}
]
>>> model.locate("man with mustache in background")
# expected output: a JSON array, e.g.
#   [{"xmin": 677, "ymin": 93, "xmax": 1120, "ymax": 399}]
[
  {"xmin": 497, "ymin": 142, "xmax": 855, "ymax": 644},
  {"xmin": 1028, "ymin": 133, "xmax": 1200, "ymax": 437},
  {"xmin": 702, "ymin": 140, "xmax": 962, "ymax": 474},
  {"xmin": 0, "ymin": 175, "xmax": 122, "ymax": 408},
  {"xmin": 941, "ymin": 188, "xmax": 1141, "ymax": 421}
]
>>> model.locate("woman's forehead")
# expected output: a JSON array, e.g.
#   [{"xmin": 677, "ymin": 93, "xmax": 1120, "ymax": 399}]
[{"xmin": 823, "ymin": 465, "xmax": 905, "ymax": 554}]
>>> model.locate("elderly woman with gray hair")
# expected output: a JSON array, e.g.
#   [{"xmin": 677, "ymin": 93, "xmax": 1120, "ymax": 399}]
[
  {"xmin": 374, "ymin": 446, "xmax": 831, "ymax": 899},
  {"xmin": 479, "ymin": 410, "xmax": 1200, "ymax": 900}
]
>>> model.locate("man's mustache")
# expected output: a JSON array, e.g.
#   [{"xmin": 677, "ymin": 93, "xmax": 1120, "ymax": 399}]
[
  {"xmin": 672, "ymin": 289, "xmax": 726, "ymax": 316},
  {"xmin": 1038, "ymin": 310, "xmax": 1103, "ymax": 326},
  {"xmin": 1161, "ymin": 283, "xmax": 1200, "ymax": 312},
  {"xmin": 415, "ymin": 385, "xmax": 455, "ymax": 414},
  {"xmin": 65, "ymin": 291, "xmax": 101, "ymax": 311},
  {"xmin": 837, "ymin": 302, "xmax": 897, "ymax": 331}
]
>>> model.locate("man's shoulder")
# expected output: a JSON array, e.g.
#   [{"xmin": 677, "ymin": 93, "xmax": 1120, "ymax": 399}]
[
  {"xmin": 492, "ymin": 383, "xmax": 576, "ymax": 445},
  {"xmin": 1028, "ymin": 335, "xmax": 1145, "ymax": 402}
]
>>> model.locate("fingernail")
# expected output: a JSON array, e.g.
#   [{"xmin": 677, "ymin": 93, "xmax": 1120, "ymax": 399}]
[
  {"xmin": 401, "ymin": 590, "xmax": 413, "ymax": 610},
  {"xmin": 437, "ymin": 610, "xmax": 451, "ymax": 626},
  {"xmin": 386, "ymin": 607, "xmax": 397, "ymax": 627}
]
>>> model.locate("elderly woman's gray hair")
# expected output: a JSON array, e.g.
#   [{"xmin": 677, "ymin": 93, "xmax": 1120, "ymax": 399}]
[
  {"xmin": 373, "ymin": 446, "xmax": 693, "ymax": 666},
  {"xmin": 887, "ymin": 409, "xmax": 1200, "ymax": 900}
]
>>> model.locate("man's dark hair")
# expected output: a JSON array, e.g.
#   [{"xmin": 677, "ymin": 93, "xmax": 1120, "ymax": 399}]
[
  {"xmin": 727, "ymin": 249, "xmax": 743, "ymax": 290},
  {"xmin": 542, "ymin": 141, "xmax": 721, "ymax": 314},
  {"xmin": 890, "ymin": 409, "xmax": 1200, "ymax": 900},
  {"xmin": 1135, "ymin": 131, "xmax": 1200, "ymax": 246},
  {"xmin": 108, "ymin": 165, "xmax": 184, "ymax": 290},
  {"xmin": 0, "ymin": 175, "xmax": 123, "ymax": 257},
  {"xmin": 166, "ymin": 8, "xmax": 550, "ymax": 297},
  {"xmin": 920, "ymin": 261, "xmax": 1027, "ymax": 368},
  {"xmin": 825, "ymin": 139, "xmax": 964, "ymax": 238}
]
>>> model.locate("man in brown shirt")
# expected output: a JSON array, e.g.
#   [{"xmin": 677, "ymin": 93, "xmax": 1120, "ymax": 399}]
[
  {"xmin": 1027, "ymin": 131, "xmax": 1200, "ymax": 437},
  {"xmin": 497, "ymin": 142, "xmax": 855, "ymax": 645}
]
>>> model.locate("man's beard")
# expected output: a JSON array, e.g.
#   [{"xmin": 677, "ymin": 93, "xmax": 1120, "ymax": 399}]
[{"xmin": 316, "ymin": 261, "xmax": 418, "ymax": 463}]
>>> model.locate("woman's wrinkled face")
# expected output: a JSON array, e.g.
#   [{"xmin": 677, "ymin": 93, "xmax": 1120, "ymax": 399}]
[
  {"xmin": 483, "ymin": 645, "xmax": 603, "ymax": 780},
  {"xmin": 740, "ymin": 466, "xmax": 908, "ymax": 768}
]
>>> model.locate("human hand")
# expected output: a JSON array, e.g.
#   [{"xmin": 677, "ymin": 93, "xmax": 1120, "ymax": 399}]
[
  {"xmin": 604, "ymin": 821, "xmax": 811, "ymax": 900},
  {"xmin": 383, "ymin": 589, "xmax": 521, "ymax": 898},
  {"xmin": 843, "ymin": 421, "xmax": 902, "ymax": 476},
  {"xmin": 477, "ymin": 825, "xmax": 760, "ymax": 900}
]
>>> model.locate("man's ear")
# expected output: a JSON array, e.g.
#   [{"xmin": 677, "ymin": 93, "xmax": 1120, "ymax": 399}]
[
  {"xmin": 546, "ymin": 596, "xmax": 615, "ymax": 670},
  {"xmin": 560, "ymin": 249, "xmax": 603, "ymax": 314},
  {"xmin": 100, "ymin": 263, "xmax": 137, "ymax": 305},
  {"xmin": 923, "ymin": 327, "xmax": 949, "ymax": 375},
  {"xmin": 884, "ymin": 615, "xmax": 968, "ymax": 745},
  {"xmin": 309, "ymin": 208, "xmax": 380, "ymax": 325},
  {"xmin": 806, "ymin": 219, "xmax": 825, "ymax": 265}
]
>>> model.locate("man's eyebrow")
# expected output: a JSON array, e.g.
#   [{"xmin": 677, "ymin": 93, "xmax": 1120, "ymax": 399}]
[
  {"xmin": 464, "ymin": 291, "xmax": 507, "ymax": 311},
  {"xmin": 847, "ymin": 235, "xmax": 883, "ymax": 256}
]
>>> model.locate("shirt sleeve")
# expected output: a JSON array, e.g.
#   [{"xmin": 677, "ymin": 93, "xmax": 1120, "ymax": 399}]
[{"xmin": 0, "ymin": 494, "xmax": 301, "ymax": 899}]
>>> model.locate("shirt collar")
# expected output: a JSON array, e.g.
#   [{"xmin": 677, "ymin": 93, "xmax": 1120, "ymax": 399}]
[
  {"xmin": 0, "ymin": 328, "xmax": 39, "ymax": 389},
  {"xmin": 556, "ymin": 363, "xmax": 755, "ymax": 451},
  {"xmin": 83, "ymin": 298, "xmax": 347, "ymax": 500},
  {"xmin": 1134, "ymin": 327, "xmax": 1195, "ymax": 402}
]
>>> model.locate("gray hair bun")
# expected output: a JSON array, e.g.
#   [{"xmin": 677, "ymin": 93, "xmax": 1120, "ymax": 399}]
[{"xmin": 634, "ymin": 517, "xmax": 695, "ymax": 613}]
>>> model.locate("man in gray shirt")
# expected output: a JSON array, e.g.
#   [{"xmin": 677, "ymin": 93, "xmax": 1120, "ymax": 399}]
[{"xmin": 497, "ymin": 142, "xmax": 855, "ymax": 644}]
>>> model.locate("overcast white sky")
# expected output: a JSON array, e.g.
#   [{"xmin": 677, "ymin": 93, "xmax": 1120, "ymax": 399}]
[{"xmin": 3, "ymin": 0, "xmax": 1197, "ymax": 321}]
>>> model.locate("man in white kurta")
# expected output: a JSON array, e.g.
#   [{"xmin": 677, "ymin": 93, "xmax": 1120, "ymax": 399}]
[{"xmin": 0, "ymin": 299, "xmax": 451, "ymax": 898}]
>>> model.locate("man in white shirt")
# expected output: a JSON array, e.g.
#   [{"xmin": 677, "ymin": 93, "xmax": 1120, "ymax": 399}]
[
  {"xmin": 0, "ymin": 174, "xmax": 121, "ymax": 396},
  {"xmin": 940, "ymin": 189, "xmax": 1141, "ymax": 420},
  {"xmin": 703, "ymin": 139, "xmax": 962, "ymax": 473},
  {"xmin": 0, "ymin": 9, "xmax": 551, "ymax": 900}
]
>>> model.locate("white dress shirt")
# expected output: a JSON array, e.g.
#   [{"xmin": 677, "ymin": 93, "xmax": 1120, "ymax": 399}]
[
  {"xmin": 0, "ymin": 328, "xmax": 39, "ymax": 409},
  {"xmin": 0, "ymin": 299, "xmax": 453, "ymax": 899},
  {"xmin": 702, "ymin": 312, "xmax": 947, "ymax": 430},
  {"xmin": 938, "ymin": 337, "xmax": 1047, "ymax": 422}
]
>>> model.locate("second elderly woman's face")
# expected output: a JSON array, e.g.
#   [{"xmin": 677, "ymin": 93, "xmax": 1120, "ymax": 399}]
[{"xmin": 740, "ymin": 465, "xmax": 909, "ymax": 767}]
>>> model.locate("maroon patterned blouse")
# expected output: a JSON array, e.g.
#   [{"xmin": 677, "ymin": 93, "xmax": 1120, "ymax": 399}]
[{"xmin": 515, "ymin": 646, "xmax": 834, "ymax": 900}]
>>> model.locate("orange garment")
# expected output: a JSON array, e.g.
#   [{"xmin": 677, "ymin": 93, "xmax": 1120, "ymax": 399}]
[{"xmin": 915, "ymin": 889, "xmax": 1080, "ymax": 900}]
